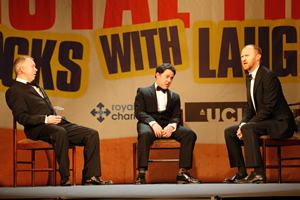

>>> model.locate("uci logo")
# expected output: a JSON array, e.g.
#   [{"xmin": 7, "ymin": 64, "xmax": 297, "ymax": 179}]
[{"xmin": 185, "ymin": 102, "xmax": 245, "ymax": 122}]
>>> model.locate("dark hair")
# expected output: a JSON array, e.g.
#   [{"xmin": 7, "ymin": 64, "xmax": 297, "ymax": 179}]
[{"xmin": 155, "ymin": 63, "xmax": 176, "ymax": 77}]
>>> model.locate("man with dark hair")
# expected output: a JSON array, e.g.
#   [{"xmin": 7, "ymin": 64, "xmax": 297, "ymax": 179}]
[
  {"xmin": 6, "ymin": 56, "xmax": 113, "ymax": 186},
  {"xmin": 223, "ymin": 45, "xmax": 297, "ymax": 184},
  {"xmin": 134, "ymin": 63, "xmax": 201, "ymax": 184}
]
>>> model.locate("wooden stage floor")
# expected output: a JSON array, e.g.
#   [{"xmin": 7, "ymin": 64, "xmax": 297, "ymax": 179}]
[{"xmin": 1, "ymin": 183, "xmax": 300, "ymax": 200}]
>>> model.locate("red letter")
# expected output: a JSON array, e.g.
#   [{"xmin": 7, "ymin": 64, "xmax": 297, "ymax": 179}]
[
  {"xmin": 0, "ymin": 0, "xmax": 2, "ymax": 24},
  {"xmin": 72, "ymin": 0, "xmax": 93, "ymax": 29},
  {"xmin": 265, "ymin": 0, "xmax": 285, "ymax": 19},
  {"xmin": 224, "ymin": 0, "xmax": 244, "ymax": 21},
  {"xmin": 158, "ymin": 0, "xmax": 190, "ymax": 28},
  {"xmin": 103, "ymin": 0, "xmax": 150, "ymax": 28},
  {"xmin": 9, "ymin": 0, "xmax": 55, "ymax": 30},
  {"xmin": 292, "ymin": 0, "xmax": 300, "ymax": 19}
]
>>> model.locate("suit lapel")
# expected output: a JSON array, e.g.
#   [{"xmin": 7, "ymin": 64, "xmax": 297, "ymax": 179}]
[
  {"xmin": 36, "ymin": 83, "xmax": 55, "ymax": 113},
  {"xmin": 246, "ymin": 75, "xmax": 253, "ymax": 110},
  {"xmin": 166, "ymin": 90, "xmax": 172, "ymax": 110},
  {"xmin": 253, "ymin": 66, "xmax": 263, "ymax": 98},
  {"xmin": 149, "ymin": 84, "xmax": 158, "ymax": 110}
]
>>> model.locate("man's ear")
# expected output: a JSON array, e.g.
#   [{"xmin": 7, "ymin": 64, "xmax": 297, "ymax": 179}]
[
  {"xmin": 155, "ymin": 72, "xmax": 160, "ymax": 78},
  {"xmin": 256, "ymin": 54, "xmax": 261, "ymax": 62}
]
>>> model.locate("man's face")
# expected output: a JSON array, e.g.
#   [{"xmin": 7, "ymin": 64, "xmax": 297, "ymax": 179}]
[
  {"xmin": 156, "ymin": 69, "xmax": 175, "ymax": 90},
  {"xmin": 241, "ymin": 46, "xmax": 261, "ymax": 73},
  {"xmin": 21, "ymin": 58, "xmax": 37, "ymax": 82}
]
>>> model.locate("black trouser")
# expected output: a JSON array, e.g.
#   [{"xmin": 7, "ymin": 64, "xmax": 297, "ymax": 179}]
[
  {"xmin": 38, "ymin": 120, "xmax": 101, "ymax": 178},
  {"xmin": 224, "ymin": 120, "xmax": 294, "ymax": 168},
  {"xmin": 137, "ymin": 123, "xmax": 197, "ymax": 170}
]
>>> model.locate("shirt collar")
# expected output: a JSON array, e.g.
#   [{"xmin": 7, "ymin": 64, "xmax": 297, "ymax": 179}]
[
  {"xmin": 249, "ymin": 65, "xmax": 260, "ymax": 80},
  {"xmin": 16, "ymin": 78, "xmax": 28, "ymax": 84}
]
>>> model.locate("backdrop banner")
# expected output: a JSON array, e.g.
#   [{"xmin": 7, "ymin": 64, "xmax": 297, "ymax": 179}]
[{"xmin": 0, "ymin": 0, "xmax": 299, "ymax": 144}]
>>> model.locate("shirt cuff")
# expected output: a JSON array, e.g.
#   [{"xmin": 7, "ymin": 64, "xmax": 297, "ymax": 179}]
[
  {"xmin": 239, "ymin": 122, "xmax": 246, "ymax": 127},
  {"xmin": 149, "ymin": 121, "xmax": 157, "ymax": 127},
  {"xmin": 168, "ymin": 123, "xmax": 177, "ymax": 132}
]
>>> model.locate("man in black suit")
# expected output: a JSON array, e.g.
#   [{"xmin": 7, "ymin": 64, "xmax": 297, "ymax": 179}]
[
  {"xmin": 134, "ymin": 63, "xmax": 201, "ymax": 184},
  {"xmin": 223, "ymin": 44, "xmax": 297, "ymax": 183},
  {"xmin": 6, "ymin": 56, "xmax": 113, "ymax": 186}
]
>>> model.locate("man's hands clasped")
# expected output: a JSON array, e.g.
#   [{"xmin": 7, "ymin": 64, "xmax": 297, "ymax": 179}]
[{"xmin": 151, "ymin": 123, "xmax": 174, "ymax": 138}]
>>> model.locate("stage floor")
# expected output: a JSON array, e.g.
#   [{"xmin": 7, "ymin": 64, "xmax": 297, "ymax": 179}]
[{"xmin": 1, "ymin": 183, "xmax": 300, "ymax": 200}]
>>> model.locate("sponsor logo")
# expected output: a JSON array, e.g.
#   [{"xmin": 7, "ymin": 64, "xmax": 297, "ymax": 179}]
[
  {"xmin": 185, "ymin": 102, "xmax": 245, "ymax": 122},
  {"xmin": 91, "ymin": 102, "xmax": 135, "ymax": 123}
]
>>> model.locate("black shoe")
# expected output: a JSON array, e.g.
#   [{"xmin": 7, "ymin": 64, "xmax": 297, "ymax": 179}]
[
  {"xmin": 176, "ymin": 172, "xmax": 202, "ymax": 184},
  {"xmin": 223, "ymin": 172, "xmax": 247, "ymax": 183},
  {"xmin": 134, "ymin": 173, "xmax": 146, "ymax": 184},
  {"xmin": 236, "ymin": 171, "xmax": 266, "ymax": 184},
  {"xmin": 60, "ymin": 177, "xmax": 72, "ymax": 186},
  {"xmin": 82, "ymin": 176, "xmax": 114, "ymax": 185}
]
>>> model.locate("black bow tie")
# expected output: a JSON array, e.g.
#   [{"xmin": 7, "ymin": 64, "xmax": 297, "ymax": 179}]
[
  {"xmin": 27, "ymin": 81, "xmax": 38, "ymax": 87},
  {"xmin": 156, "ymin": 86, "xmax": 167, "ymax": 93},
  {"xmin": 246, "ymin": 74, "xmax": 253, "ymax": 81}
]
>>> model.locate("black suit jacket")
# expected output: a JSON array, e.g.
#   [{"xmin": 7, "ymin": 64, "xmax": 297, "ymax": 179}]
[
  {"xmin": 6, "ymin": 81, "xmax": 56, "ymax": 140},
  {"xmin": 134, "ymin": 84, "xmax": 181, "ymax": 128},
  {"xmin": 241, "ymin": 65, "xmax": 296, "ymax": 138}
]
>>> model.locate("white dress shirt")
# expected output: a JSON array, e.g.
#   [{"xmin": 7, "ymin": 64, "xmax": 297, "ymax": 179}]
[
  {"xmin": 249, "ymin": 65, "xmax": 260, "ymax": 112},
  {"xmin": 149, "ymin": 83, "xmax": 177, "ymax": 131}
]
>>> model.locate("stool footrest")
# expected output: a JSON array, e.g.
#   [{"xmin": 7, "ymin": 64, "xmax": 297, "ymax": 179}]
[{"xmin": 149, "ymin": 159, "xmax": 180, "ymax": 162}]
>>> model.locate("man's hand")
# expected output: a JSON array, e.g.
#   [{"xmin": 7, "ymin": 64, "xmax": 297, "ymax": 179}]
[
  {"xmin": 47, "ymin": 115, "xmax": 62, "ymax": 124},
  {"xmin": 236, "ymin": 126, "xmax": 243, "ymax": 140},
  {"xmin": 151, "ymin": 123, "xmax": 163, "ymax": 138},
  {"xmin": 162, "ymin": 125, "xmax": 174, "ymax": 138}
]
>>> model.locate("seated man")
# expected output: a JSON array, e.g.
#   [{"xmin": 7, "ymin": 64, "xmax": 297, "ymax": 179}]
[
  {"xmin": 6, "ymin": 56, "xmax": 113, "ymax": 186},
  {"xmin": 223, "ymin": 44, "xmax": 297, "ymax": 184},
  {"xmin": 134, "ymin": 63, "xmax": 201, "ymax": 184}
]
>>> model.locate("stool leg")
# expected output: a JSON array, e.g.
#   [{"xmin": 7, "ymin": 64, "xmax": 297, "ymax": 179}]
[
  {"xmin": 72, "ymin": 146, "xmax": 76, "ymax": 185},
  {"xmin": 53, "ymin": 149, "xmax": 56, "ymax": 186},
  {"xmin": 262, "ymin": 139, "xmax": 267, "ymax": 182},
  {"xmin": 277, "ymin": 146, "xmax": 282, "ymax": 183},
  {"xmin": 133, "ymin": 143, "xmax": 137, "ymax": 181},
  {"xmin": 32, "ymin": 150, "xmax": 36, "ymax": 186}
]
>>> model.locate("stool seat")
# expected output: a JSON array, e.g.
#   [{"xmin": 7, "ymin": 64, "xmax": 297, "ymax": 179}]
[{"xmin": 260, "ymin": 104, "xmax": 300, "ymax": 183}]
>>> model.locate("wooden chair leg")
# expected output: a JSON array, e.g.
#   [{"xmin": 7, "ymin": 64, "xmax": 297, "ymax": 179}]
[
  {"xmin": 32, "ymin": 150, "xmax": 35, "ymax": 186},
  {"xmin": 133, "ymin": 143, "xmax": 137, "ymax": 181},
  {"xmin": 72, "ymin": 146, "xmax": 76, "ymax": 185},
  {"xmin": 262, "ymin": 139, "xmax": 267, "ymax": 182},
  {"xmin": 277, "ymin": 146, "xmax": 282, "ymax": 183},
  {"xmin": 14, "ymin": 151, "xmax": 17, "ymax": 187},
  {"xmin": 53, "ymin": 149, "xmax": 56, "ymax": 186}
]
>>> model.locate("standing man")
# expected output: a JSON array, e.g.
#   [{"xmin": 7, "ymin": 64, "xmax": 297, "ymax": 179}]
[
  {"xmin": 6, "ymin": 56, "xmax": 113, "ymax": 186},
  {"xmin": 134, "ymin": 63, "xmax": 201, "ymax": 184},
  {"xmin": 223, "ymin": 44, "xmax": 297, "ymax": 184}
]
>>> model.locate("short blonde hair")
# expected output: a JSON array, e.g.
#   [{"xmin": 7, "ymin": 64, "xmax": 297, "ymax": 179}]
[
  {"xmin": 13, "ymin": 56, "xmax": 34, "ymax": 75},
  {"xmin": 243, "ymin": 44, "xmax": 262, "ymax": 62}
]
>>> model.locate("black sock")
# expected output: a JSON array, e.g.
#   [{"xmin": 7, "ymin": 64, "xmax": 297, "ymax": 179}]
[
  {"xmin": 254, "ymin": 167, "xmax": 264, "ymax": 175},
  {"xmin": 139, "ymin": 168, "xmax": 146, "ymax": 174},
  {"xmin": 238, "ymin": 166, "xmax": 247, "ymax": 176},
  {"xmin": 178, "ymin": 168, "xmax": 187, "ymax": 176}
]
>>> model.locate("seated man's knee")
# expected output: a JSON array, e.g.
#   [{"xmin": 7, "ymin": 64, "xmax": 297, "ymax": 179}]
[
  {"xmin": 138, "ymin": 131, "xmax": 153, "ymax": 141},
  {"xmin": 224, "ymin": 126, "xmax": 238, "ymax": 139},
  {"xmin": 188, "ymin": 130, "xmax": 197, "ymax": 140},
  {"xmin": 90, "ymin": 129, "xmax": 99, "ymax": 140},
  {"xmin": 240, "ymin": 123, "xmax": 253, "ymax": 133},
  {"xmin": 51, "ymin": 128, "xmax": 68, "ymax": 142}
]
